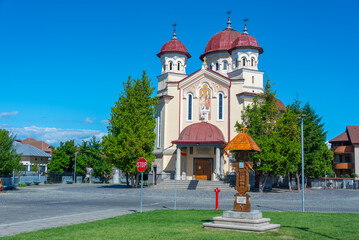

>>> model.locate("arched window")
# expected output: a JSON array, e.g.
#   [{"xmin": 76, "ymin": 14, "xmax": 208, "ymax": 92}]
[
  {"xmin": 251, "ymin": 58, "xmax": 255, "ymax": 66},
  {"xmin": 215, "ymin": 62, "xmax": 219, "ymax": 71},
  {"xmin": 163, "ymin": 63, "xmax": 166, "ymax": 72},
  {"xmin": 177, "ymin": 62, "xmax": 181, "ymax": 71},
  {"xmin": 234, "ymin": 58, "xmax": 238, "ymax": 68},
  {"xmin": 187, "ymin": 93, "xmax": 193, "ymax": 121},
  {"xmin": 242, "ymin": 57, "xmax": 246, "ymax": 66},
  {"xmin": 217, "ymin": 93, "xmax": 223, "ymax": 121},
  {"xmin": 223, "ymin": 61, "xmax": 228, "ymax": 70},
  {"xmin": 169, "ymin": 62, "xmax": 173, "ymax": 71},
  {"xmin": 252, "ymin": 76, "xmax": 254, "ymax": 84}
]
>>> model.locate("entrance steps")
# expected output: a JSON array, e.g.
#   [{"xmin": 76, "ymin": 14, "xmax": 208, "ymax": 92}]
[{"xmin": 150, "ymin": 180, "xmax": 233, "ymax": 190}]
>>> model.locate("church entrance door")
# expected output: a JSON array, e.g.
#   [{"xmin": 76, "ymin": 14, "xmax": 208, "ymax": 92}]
[{"xmin": 194, "ymin": 158, "xmax": 212, "ymax": 180}]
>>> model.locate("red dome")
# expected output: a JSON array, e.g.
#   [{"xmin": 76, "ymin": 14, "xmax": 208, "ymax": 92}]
[
  {"xmin": 172, "ymin": 122, "xmax": 226, "ymax": 144},
  {"xmin": 231, "ymin": 34, "xmax": 263, "ymax": 54},
  {"xmin": 200, "ymin": 29, "xmax": 241, "ymax": 60},
  {"xmin": 157, "ymin": 39, "xmax": 191, "ymax": 58}
]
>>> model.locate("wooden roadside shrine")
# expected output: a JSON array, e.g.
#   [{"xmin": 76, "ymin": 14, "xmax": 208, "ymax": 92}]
[{"xmin": 225, "ymin": 126, "xmax": 261, "ymax": 212}]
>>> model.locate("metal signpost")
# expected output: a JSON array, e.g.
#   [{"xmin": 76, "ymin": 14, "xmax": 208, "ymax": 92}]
[{"xmin": 137, "ymin": 158, "xmax": 147, "ymax": 213}]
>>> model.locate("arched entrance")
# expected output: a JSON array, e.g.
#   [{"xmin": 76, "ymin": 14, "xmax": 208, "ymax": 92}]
[{"xmin": 172, "ymin": 122, "xmax": 226, "ymax": 181}]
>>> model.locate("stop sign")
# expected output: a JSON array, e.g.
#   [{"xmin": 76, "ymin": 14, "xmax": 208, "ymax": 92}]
[{"xmin": 137, "ymin": 158, "xmax": 147, "ymax": 172}]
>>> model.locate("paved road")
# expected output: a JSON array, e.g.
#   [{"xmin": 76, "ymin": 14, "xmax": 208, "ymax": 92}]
[{"xmin": 0, "ymin": 184, "xmax": 358, "ymax": 237}]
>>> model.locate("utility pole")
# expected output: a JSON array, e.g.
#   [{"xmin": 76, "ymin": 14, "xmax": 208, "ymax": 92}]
[{"xmin": 299, "ymin": 115, "xmax": 306, "ymax": 212}]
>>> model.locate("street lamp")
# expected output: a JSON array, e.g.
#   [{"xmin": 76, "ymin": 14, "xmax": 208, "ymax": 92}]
[
  {"xmin": 298, "ymin": 114, "xmax": 306, "ymax": 212},
  {"xmin": 74, "ymin": 152, "xmax": 78, "ymax": 183}
]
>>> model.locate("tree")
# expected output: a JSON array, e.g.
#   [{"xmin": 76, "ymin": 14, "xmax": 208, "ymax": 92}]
[
  {"xmin": 291, "ymin": 102, "xmax": 333, "ymax": 180},
  {"xmin": 235, "ymin": 79, "xmax": 282, "ymax": 192},
  {"xmin": 103, "ymin": 71, "xmax": 158, "ymax": 187},
  {"xmin": 276, "ymin": 108, "xmax": 301, "ymax": 191},
  {"xmin": 78, "ymin": 136, "xmax": 111, "ymax": 182},
  {"xmin": 0, "ymin": 129, "xmax": 22, "ymax": 176},
  {"xmin": 48, "ymin": 140, "xmax": 77, "ymax": 173}
]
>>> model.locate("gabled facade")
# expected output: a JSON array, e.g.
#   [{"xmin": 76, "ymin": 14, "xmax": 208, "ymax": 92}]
[
  {"xmin": 329, "ymin": 126, "xmax": 359, "ymax": 177},
  {"xmin": 153, "ymin": 18, "xmax": 279, "ymax": 181}
]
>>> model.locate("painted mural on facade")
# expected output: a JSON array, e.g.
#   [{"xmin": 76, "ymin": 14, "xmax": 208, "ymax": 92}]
[{"xmin": 199, "ymin": 84, "xmax": 211, "ymax": 120}]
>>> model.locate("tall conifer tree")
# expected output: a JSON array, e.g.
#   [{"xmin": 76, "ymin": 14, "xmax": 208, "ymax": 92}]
[{"xmin": 103, "ymin": 71, "xmax": 157, "ymax": 187}]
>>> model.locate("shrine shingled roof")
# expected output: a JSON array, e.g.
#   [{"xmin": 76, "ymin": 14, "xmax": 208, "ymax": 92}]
[{"xmin": 225, "ymin": 126, "xmax": 261, "ymax": 152}]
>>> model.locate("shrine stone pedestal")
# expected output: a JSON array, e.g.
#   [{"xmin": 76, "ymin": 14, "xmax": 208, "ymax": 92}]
[{"xmin": 203, "ymin": 210, "xmax": 280, "ymax": 233}]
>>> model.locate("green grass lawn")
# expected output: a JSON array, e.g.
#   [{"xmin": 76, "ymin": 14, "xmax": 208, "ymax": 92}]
[{"xmin": 3, "ymin": 210, "xmax": 359, "ymax": 240}]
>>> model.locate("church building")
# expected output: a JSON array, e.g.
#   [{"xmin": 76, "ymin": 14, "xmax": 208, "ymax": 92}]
[{"xmin": 153, "ymin": 17, "xmax": 283, "ymax": 181}]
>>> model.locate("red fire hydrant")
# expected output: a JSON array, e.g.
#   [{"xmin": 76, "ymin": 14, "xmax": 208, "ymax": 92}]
[{"xmin": 214, "ymin": 187, "xmax": 221, "ymax": 210}]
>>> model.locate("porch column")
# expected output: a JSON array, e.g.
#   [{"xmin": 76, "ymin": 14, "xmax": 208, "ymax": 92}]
[
  {"xmin": 181, "ymin": 156, "xmax": 186, "ymax": 180},
  {"xmin": 216, "ymin": 147, "xmax": 220, "ymax": 180},
  {"xmin": 220, "ymin": 155, "xmax": 224, "ymax": 177},
  {"xmin": 176, "ymin": 148, "xmax": 181, "ymax": 180}
]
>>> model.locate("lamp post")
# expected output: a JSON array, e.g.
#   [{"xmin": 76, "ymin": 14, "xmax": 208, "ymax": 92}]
[
  {"xmin": 298, "ymin": 115, "xmax": 306, "ymax": 212},
  {"xmin": 74, "ymin": 152, "xmax": 78, "ymax": 183}
]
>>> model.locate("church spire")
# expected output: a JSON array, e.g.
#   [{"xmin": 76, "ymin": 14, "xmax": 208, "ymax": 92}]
[
  {"xmin": 172, "ymin": 23, "xmax": 177, "ymax": 39},
  {"xmin": 243, "ymin": 18, "xmax": 248, "ymax": 34},
  {"xmin": 226, "ymin": 11, "xmax": 232, "ymax": 29}
]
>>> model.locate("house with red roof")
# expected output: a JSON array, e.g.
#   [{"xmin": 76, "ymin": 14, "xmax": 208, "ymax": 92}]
[
  {"xmin": 329, "ymin": 126, "xmax": 359, "ymax": 177},
  {"xmin": 19, "ymin": 138, "xmax": 53, "ymax": 155},
  {"xmin": 153, "ymin": 17, "xmax": 285, "ymax": 182}
]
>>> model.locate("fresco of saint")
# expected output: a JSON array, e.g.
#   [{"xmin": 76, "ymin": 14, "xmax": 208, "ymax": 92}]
[{"xmin": 199, "ymin": 84, "xmax": 211, "ymax": 120}]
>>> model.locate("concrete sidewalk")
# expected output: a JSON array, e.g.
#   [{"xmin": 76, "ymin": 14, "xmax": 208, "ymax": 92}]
[{"xmin": 0, "ymin": 208, "xmax": 133, "ymax": 237}]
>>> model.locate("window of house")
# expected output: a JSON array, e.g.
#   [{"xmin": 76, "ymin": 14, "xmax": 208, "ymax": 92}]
[
  {"xmin": 223, "ymin": 61, "xmax": 228, "ymax": 70},
  {"xmin": 242, "ymin": 57, "xmax": 246, "ymax": 66},
  {"xmin": 169, "ymin": 62, "xmax": 173, "ymax": 70},
  {"xmin": 177, "ymin": 62, "xmax": 181, "ymax": 71},
  {"xmin": 217, "ymin": 93, "xmax": 223, "ymax": 120},
  {"xmin": 252, "ymin": 76, "xmax": 254, "ymax": 84},
  {"xmin": 187, "ymin": 93, "xmax": 193, "ymax": 121},
  {"xmin": 216, "ymin": 62, "xmax": 219, "ymax": 71},
  {"xmin": 235, "ymin": 58, "xmax": 238, "ymax": 68},
  {"xmin": 251, "ymin": 58, "xmax": 255, "ymax": 66},
  {"xmin": 190, "ymin": 147, "xmax": 193, "ymax": 155}
]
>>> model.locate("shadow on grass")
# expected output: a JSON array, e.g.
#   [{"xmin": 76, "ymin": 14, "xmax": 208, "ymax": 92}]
[
  {"xmin": 201, "ymin": 219, "xmax": 214, "ymax": 223},
  {"xmin": 282, "ymin": 226, "xmax": 340, "ymax": 240}
]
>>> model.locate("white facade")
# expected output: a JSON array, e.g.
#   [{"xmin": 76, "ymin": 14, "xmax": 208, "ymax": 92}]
[{"xmin": 153, "ymin": 24, "xmax": 265, "ymax": 181}]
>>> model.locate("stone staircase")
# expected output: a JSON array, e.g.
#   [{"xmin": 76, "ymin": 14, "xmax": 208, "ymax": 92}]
[{"xmin": 149, "ymin": 180, "xmax": 234, "ymax": 190}]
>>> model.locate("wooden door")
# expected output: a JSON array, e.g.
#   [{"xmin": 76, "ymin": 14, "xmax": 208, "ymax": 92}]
[{"xmin": 195, "ymin": 159, "xmax": 211, "ymax": 180}]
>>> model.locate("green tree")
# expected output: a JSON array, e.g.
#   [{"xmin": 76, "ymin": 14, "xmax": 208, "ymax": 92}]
[
  {"xmin": 0, "ymin": 129, "xmax": 22, "ymax": 175},
  {"xmin": 235, "ymin": 79, "xmax": 282, "ymax": 192},
  {"xmin": 78, "ymin": 136, "xmax": 111, "ymax": 182},
  {"xmin": 31, "ymin": 163, "xmax": 38, "ymax": 172},
  {"xmin": 48, "ymin": 140, "xmax": 77, "ymax": 173},
  {"xmin": 288, "ymin": 100, "xmax": 333, "ymax": 189},
  {"xmin": 276, "ymin": 108, "xmax": 301, "ymax": 191},
  {"xmin": 103, "ymin": 71, "xmax": 158, "ymax": 187}
]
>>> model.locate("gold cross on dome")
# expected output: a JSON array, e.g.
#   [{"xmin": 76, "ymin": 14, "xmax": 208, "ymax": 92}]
[
  {"xmin": 241, "ymin": 125, "xmax": 247, "ymax": 133},
  {"xmin": 203, "ymin": 57, "xmax": 207, "ymax": 65}
]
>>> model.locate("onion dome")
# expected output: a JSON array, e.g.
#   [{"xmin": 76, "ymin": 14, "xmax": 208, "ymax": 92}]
[
  {"xmin": 230, "ymin": 32, "xmax": 263, "ymax": 54},
  {"xmin": 157, "ymin": 30, "xmax": 191, "ymax": 58},
  {"xmin": 172, "ymin": 122, "xmax": 226, "ymax": 144},
  {"xmin": 200, "ymin": 18, "xmax": 263, "ymax": 60},
  {"xmin": 200, "ymin": 18, "xmax": 241, "ymax": 60}
]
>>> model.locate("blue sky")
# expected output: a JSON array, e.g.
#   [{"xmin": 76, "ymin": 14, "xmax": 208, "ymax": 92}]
[{"xmin": 0, "ymin": 0, "xmax": 358, "ymax": 146}]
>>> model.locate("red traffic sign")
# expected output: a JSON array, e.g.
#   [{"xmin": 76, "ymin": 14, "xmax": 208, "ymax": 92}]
[{"xmin": 137, "ymin": 158, "xmax": 147, "ymax": 172}]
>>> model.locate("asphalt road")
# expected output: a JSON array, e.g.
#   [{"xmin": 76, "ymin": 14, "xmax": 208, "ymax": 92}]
[{"xmin": 1, "ymin": 184, "xmax": 359, "ymax": 236}]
